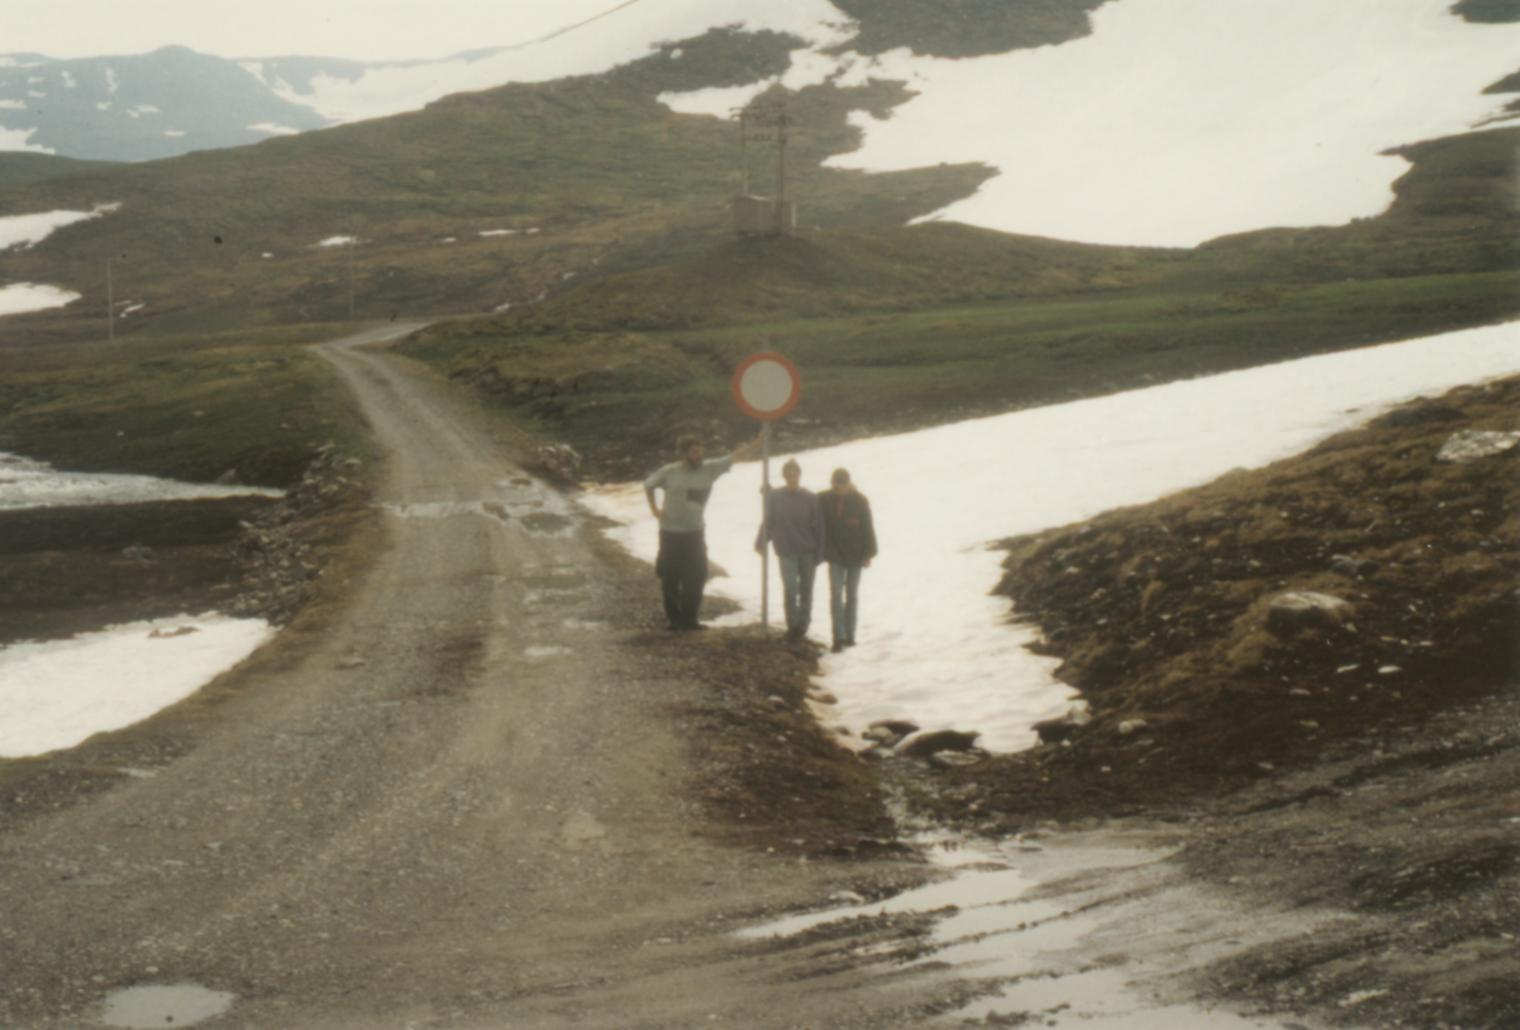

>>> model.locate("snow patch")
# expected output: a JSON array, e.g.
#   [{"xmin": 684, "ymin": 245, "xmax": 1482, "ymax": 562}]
[
  {"xmin": 1, "ymin": 205, "xmax": 118, "ymax": 250},
  {"xmin": 0, "ymin": 283, "xmax": 79, "ymax": 316},
  {"xmin": 0, "ymin": 615, "xmax": 276, "ymax": 758},
  {"xmin": 0, "ymin": 452, "xmax": 284, "ymax": 511}
]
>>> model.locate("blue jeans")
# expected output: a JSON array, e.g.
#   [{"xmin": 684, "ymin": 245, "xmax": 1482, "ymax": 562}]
[
  {"xmin": 828, "ymin": 563, "xmax": 863, "ymax": 644},
  {"xmin": 777, "ymin": 554, "xmax": 817, "ymax": 635}
]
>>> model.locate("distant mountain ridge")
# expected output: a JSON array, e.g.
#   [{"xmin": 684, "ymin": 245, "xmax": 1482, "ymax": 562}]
[
  {"xmin": 0, "ymin": 46, "xmax": 334, "ymax": 161},
  {"xmin": 0, "ymin": 1, "xmax": 1118, "ymax": 162}
]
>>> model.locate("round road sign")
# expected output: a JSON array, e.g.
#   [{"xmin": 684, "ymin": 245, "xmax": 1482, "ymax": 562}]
[{"xmin": 731, "ymin": 351, "xmax": 801, "ymax": 422}]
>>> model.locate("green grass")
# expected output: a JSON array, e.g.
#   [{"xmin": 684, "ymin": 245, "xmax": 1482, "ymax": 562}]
[
  {"xmin": 404, "ymin": 257, "xmax": 1520, "ymax": 480},
  {"xmin": 0, "ymin": 323, "xmax": 373, "ymax": 486}
]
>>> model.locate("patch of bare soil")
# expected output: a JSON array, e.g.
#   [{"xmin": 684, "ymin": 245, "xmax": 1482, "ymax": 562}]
[{"xmin": 913, "ymin": 375, "xmax": 1518, "ymax": 1027}]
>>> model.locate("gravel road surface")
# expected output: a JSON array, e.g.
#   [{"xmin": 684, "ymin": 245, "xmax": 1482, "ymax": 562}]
[{"xmin": 0, "ymin": 327, "xmax": 947, "ymax": 1029}]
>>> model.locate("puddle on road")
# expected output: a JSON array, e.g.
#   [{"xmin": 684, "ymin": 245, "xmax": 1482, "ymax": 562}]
[
  {"xmin": 524, "ymin": 645, "xmax": 573, "ymax": 659},
  {"xmin": 100, "ymin": 984, "xmax": 234, "ymax": 1028},
  {"xmin": 741, "ymin": 836, "xmax": 1318, "ymax": 1028},
  {"xmin": 382, "ymin": 496, "xmax": 577, "ymax": 535}
]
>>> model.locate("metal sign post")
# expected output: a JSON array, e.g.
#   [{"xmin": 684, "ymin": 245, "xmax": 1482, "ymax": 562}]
[
  {"xmin": 730, "ymin": 352, "xmax": 802, "ymax": 635},
  {"xmin": 760, "ymin": 421, "xmax": 772, "ymax": 628}
]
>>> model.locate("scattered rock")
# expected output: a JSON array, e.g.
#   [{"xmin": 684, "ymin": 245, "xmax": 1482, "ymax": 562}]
[
  {"xmin": 1118, "ymin": 718, "xmax": 1149, "ymax": 736},
  {"xmin": 1329, "ymin": 554, "xmax": 1380, "ymax": 578},
  {"xmin": 121, "ymin": 544, "xmax": 154, "ymax": 562},
  {"xmin": 1266, "ymin": 591, "xmax": 1353, "ymax": 635},
  {"xmin": 530, "ymin": 443, "xmax": 583, "ymax": 484},
  {"xmin": 148, "ymin": 625, "xmax": 199, "ymax": 639},
  {"xmin": 1033, "ymin": 700, "xmax": 1092, "ymax": 744}
]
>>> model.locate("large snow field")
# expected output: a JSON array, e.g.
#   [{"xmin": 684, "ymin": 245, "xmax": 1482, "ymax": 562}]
[
  {"xmin": 239, "ymin": 0, "xmax": 1520, "ymax": 248},
  {"xmin": 0, "ymin": 615, "xmax": 275, "ymax": 758},
  {"xmin": 821, "ymin": 0, "xmax": 1520, "ymax": 246},
  {"xmin": 0, "ymin": 452, "xmax": 284, "ymax": 510},
  {"xmin": 581, "ymin": 321, "xmax": 1520, "ymax": 753}
]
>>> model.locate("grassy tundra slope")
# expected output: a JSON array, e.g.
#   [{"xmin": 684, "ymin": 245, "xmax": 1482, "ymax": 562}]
[
  {"xmin": 403, "ymin": 125, "xmax": 1520, "ymax": 479},
  {"xmin": 0, "ymin": 28, "xmax": 988, "ymax": 341}
]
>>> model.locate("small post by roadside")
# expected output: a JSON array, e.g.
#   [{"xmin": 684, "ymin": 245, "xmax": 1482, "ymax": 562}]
[
  {"xmin": 106, "ymin": 253, "xmax": 125, "ymax": 344},
  {"xmin": 730, "ymin": 351, "xmax": 802, "ymax": 633}
]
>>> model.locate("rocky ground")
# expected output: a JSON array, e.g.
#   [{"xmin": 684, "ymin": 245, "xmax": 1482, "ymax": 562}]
[{"xmin": 888, "ymin": 375, "xmax": 1519, "ymax": 1027}]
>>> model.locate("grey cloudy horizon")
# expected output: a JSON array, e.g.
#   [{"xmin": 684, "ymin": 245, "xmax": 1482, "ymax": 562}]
[{"xmin": 0, "ymin": 0, "xmax": 626, "ymax": 61}]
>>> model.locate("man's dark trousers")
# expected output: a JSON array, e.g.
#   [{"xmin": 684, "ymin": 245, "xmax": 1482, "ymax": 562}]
[{"xmin": 657, "ymin": 530, "xmax": 707, "ymax": 628}]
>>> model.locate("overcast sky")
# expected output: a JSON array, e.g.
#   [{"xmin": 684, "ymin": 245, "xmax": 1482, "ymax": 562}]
[{"xmin": 0, "ymin": 0, "xmax": 628, "ymax": 61}]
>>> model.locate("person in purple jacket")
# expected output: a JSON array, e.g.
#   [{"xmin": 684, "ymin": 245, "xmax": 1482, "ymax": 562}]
[{"xmin": 755, "ymin": 458, "xmax": 826, "ymax": 643}]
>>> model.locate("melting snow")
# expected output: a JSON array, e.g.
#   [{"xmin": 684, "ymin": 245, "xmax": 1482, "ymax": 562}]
[
  {"xmin": 823, "ymin": 0, "xmax": 1520, "ymax": 245},
  {"xmin": 0, "ymin": 203, "xmax": 121, "ymax": 250},
  {"xmin": 582, "ymin": 321, "xmax": 1520, "ymax": 752},
  {"xmin": 0, "ymin": 452, "xmax": 284, "ymax": 511},
  {"xmin": 0, "ymin": 615, "xmax": 275, "ymax": 758},
  {"xmin": 0, "ymin": 283, "xmax": 80, "ymax": 316},
  {"xmin": 0, "ymin": 124, "xmax": 53, "ymax": 154}
]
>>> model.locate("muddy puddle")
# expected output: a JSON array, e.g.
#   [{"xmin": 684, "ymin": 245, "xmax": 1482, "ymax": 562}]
[
  {"xmin": 99, "ymin": 983, "xmax": 234, "ymax": 1028},
  {"xmin": 744, "ymin": 831, "xmax": 1343, "ymax": 1027}
]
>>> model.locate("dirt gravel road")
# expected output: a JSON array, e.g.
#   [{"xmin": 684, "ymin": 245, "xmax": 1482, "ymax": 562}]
[{"xmin": 0, "ymin": 327, "xmax": 949, "ymax": 1028}]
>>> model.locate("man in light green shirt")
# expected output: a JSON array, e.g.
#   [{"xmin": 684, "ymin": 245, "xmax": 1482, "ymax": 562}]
[{"xmin": 644, "ymin": 433, "xmax": 762, "ymax": 630}]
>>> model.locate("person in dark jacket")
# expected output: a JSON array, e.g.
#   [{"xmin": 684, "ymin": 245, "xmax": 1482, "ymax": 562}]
[
  {"xmin": 755, "ymin": 458, "xmax": 825, "ymax": 643},
  {"xmin": 821, "ymin": 467, "xmax": 877, "ymax": 652}
]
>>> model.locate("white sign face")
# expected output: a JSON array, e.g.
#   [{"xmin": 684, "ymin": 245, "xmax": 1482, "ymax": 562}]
[{"xmin": 738, "ymin": 360, "xmax": 796, "ymax": 415}]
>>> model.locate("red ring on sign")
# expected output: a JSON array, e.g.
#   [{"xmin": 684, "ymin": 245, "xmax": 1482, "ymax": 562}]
[{"xmin": 731, "ymin": 351, "xmax": 801, "ymax": 421}]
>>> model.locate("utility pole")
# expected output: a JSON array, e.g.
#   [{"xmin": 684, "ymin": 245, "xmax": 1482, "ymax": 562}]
[
  {"xmin": 106, "ymin": 253, "xmax": 124, "ymax": 343},
  {"xmin": 732, "ymin": 107, "xmax": 750, "ymax": 195},
  {"xmin": 773, "ymin": 106, "xmax": 789, "ymax": 237}
]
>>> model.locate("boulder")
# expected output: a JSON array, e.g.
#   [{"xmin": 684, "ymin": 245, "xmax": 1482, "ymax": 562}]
[
  {"xmin": 1266, "ymin": 591, "xmax": 1353, "ymax": 635},
  {"xmin": 896, "ymin": 729, "xmax": 980, "ymax": 759},
  {"xmin": 1436, "ymin": 429, "xmax": 1520, "ymax": 464}
]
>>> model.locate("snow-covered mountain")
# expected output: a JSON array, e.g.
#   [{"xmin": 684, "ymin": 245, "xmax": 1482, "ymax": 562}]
[
  {"xmin": 3, "ymin": 1, "xmax": 1518, "ymax": 247},
  {"xmin": 0, "ymin": 47, "xmax": 332, "ymax": 161}
]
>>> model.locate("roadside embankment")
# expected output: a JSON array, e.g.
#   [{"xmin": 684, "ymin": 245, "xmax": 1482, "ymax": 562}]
[{"xmin": 890, "ymin": 375, "xmax": 1520, "ymax": 1028}]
